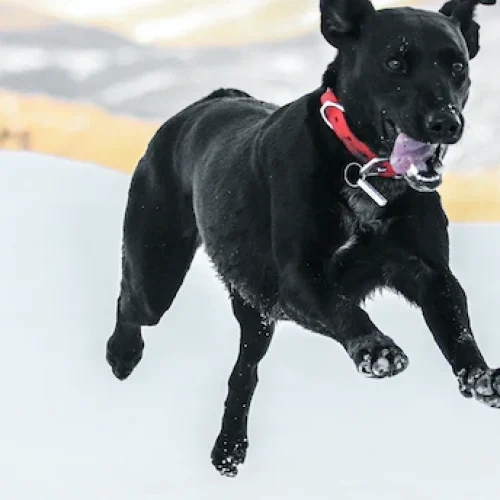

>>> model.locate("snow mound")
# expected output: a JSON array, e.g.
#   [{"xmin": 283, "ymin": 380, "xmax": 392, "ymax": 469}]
[{"xmin": 2, "ymin": 150, "xmax": 500, "ymax": 499}]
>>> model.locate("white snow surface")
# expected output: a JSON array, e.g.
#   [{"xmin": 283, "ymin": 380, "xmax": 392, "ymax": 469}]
[{"xmin": 2, "ymin": 150, "xmax": 500, "ymax": 499}]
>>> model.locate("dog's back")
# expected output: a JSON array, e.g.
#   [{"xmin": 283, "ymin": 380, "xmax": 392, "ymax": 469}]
[
  {"xmin": 126, "ymin": 87, "xmax": 282, "ymax": 311},
  {"xmin": 142, "ymin": 87, "xmax": 277, "ymax": 191},
  {"xmin": 201, "ymin": 88, "xmax": 254, "ymax": 101}
]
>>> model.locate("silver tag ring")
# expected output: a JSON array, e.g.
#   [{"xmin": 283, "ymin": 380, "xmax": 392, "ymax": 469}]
[{"xmin": 344, "ymin": 162, "xmax": 363, "ymax": 188}]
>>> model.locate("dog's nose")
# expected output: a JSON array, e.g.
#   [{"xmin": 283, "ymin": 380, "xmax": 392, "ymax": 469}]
[{"xmin": 424, "ymin": 109, "xmax": 463, "ymax": 144}]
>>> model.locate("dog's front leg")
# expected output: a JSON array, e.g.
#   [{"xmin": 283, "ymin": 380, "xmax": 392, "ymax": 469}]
[
  {"xmin": 270, "ymin": 175, "xmax": 408, "ymax": 378},
  {"xmin": 278, "ymin": 263, "xmax": 408, "ymax": 378},
  {"xmin": 395, "ymin": 264, "xmax": 500, "ymax": 407},
  {"xmin": 415, "ymin": 269, "xmax": 500, "ymax": 408}
]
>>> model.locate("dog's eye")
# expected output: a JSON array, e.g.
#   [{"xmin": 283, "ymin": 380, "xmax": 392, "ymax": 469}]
[
  {"xmin": 385, "ymin": 57, "xmax": 407, "ymax": 74},
  {"xmin": 452, "ymin": 62, "xmax": 465, "ymax": 74}
]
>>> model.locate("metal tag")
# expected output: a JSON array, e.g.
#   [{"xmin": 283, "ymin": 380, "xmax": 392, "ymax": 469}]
[{"xmin": 344, "ymin": 162, "xmax": 388, "ymax": 207}]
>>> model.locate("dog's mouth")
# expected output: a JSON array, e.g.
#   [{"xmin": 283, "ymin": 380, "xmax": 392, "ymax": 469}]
[
  {"xmin": 404, "ymin": 144, "xmax": 446, "ymax": 192},
  {"xmin": 384, "ymin": 120, "xmax": 446, "ymax": 193}
]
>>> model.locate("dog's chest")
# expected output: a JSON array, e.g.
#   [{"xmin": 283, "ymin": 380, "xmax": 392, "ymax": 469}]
[
  {"xmin": 334, "ymin": 193, "xmax": 393, "ymax": 258},
  {"xmin": 334, "ymin": 219, "xmax": 389, "ymax": 259},
  {"xmin": 342, "ymin": 189, "xmax": 389, "ymax": 230},
  {"xmin": 331, "ymin": 193, "xmax": 432, "ymax": 295},
  {"xmin": 343, "ymin": 188, "xmax": 385, "ymax": 224}
]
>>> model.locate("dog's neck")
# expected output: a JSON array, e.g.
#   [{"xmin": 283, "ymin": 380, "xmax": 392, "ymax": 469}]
[
  {"xmin": 317, "ymin": 58, "xmax": 408, "ymax": 212},
  {"xmin": 322, "ymin": 58, "xmax": 385, "ymax": 157}
]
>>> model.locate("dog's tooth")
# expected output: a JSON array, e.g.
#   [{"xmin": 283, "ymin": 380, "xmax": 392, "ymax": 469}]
[{"xmin": 407, "ymin": 164, "xmax": 419, "ymax": 176}]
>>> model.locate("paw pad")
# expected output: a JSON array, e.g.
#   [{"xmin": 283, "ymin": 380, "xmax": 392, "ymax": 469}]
[
  {"xmin": 458, "ymin": 367, "xmax": 500, "ymax": 408},
  {"xmin": 357, "ymin": 345, "xmax": 408, "ymax": 379}
]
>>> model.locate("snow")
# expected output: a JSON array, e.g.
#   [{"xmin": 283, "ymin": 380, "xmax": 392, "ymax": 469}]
[
  {"xmin": 98, "ymin": 71, "xmax": 176, "ymax": 105},
  {"xmin": 0, "ymin": 46, "xmax": 111, "ymax": 80},
  {"xmin": 134, "ymin": 1, "xmax": 271, "ymax": 44},
  {"xmin": 26, "ymin": 0, "xmax": 164, "ymax": 19},
  {"xmin": 2, "ymin": 150, "xmax": 500, "ymax": 499}
]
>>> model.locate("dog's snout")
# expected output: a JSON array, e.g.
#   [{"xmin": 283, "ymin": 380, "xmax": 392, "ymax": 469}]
[{"xmin": 424, "ymin": 109, "xmax": 463, "ymax": 144}]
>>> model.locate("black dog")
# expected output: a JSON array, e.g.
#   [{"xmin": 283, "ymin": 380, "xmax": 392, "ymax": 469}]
[{"xmin": 106, "ymin": 0, "xmax": 498, "ymax": 477}]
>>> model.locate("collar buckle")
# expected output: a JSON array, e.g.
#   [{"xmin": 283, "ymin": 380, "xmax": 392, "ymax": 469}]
[{"xmin": 319, "ymin": 100, "xmax": 345, "ymax": 128}]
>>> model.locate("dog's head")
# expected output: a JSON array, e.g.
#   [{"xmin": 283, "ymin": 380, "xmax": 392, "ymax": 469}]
[{"xmin": 320, "ymin": 0, "xmax": 495, "ymax": 192}]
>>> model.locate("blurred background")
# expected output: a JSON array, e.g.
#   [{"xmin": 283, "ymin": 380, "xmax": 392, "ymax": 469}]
[{"xmin": 0, "ymin": 0, "xmax": 499, "ymax": 220}]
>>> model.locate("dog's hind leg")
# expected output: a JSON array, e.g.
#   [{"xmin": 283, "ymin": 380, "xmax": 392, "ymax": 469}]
[
  {"xmin": 211, "ymin": 292, "xmax": 275, "ymax": 477},
  {"xmin": 106, "ymin": 157, "xmax": 199, "ymax": 381}
]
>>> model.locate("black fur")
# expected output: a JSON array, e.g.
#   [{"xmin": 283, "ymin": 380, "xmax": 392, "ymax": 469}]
[
  {"xmin": 106, "ymin": 0, "xmax": 499, "ymax": 477},
  {"xmin": 440, "ymin": 0, "xmax": 496, "ymax": 58}
]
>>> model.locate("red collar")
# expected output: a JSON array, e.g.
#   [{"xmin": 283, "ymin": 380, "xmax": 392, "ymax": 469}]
[{"xmin": 320, "ymin": 88, "xmax": 397, "ymax": 178}]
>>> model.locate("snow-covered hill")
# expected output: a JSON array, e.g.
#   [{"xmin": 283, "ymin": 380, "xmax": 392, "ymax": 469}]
[{"xmin": 2, "ymin": 150, "xmax": 500, "ymax": 499}]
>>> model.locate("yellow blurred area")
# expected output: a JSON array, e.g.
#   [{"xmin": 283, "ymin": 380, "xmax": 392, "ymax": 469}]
[
  {"xmin": 83, "ymin": 0, "xmax": 320, "ymax": 47},
  {"xmin": 0, "ymin": 3, "xmax": 55, "ymax": 30},
  {"xmin": 1, "ymin": 90, "xmax": 499, "ymax": 222},
  {"xmin": 2, "ymin": 0, "xmax": 430, "ymax": 47},
  {"xmin": 440, "ymin": 171, "xmax": 500, "ymax": 223},
  {"xmin": 0, "ymin": 90, "xmax": 158, "ymax": 173},
  {"xmin": 1, "ymin": 0, "xmax": 319, "ymax": 46},
  {"xmin": 110, "ymin": 0, "xmax": 429, "ymax": 47}
]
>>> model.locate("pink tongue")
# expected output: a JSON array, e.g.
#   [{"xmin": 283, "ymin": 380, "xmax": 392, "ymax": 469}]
[{"xmin": 389, "ymin": 133, "xmax": 435, "ymax": 174}]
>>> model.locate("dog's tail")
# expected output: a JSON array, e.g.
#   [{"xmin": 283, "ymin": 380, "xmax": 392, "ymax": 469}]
[{"xmin": 201, "ymin": 88, "xmax": 254, "ymax": 102}]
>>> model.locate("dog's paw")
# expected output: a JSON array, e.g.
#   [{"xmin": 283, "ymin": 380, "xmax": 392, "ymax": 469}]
[
  {"xmin": 350, "ymin": 336, "xmax": 409, "ymax": 379},
  {"xmin": 458, "ymin": 367, "xmax": 500, "ymax": 408},
  {"xmin": 106, "ymin": 333, "xmax": 144, "ymax": 381},
  {"xmin": 211, "ymin": 434, "xmax": 248, "ymax": 478}
]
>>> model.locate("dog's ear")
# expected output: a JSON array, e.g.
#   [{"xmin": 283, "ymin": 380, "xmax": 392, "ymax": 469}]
[
  {"xmin": 439, "ymin": 0, "xmax": 496, "ymax": 59},
  {"xmin": 320, "ymin": 0, "xmax": 376, "ymax": 47}
]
